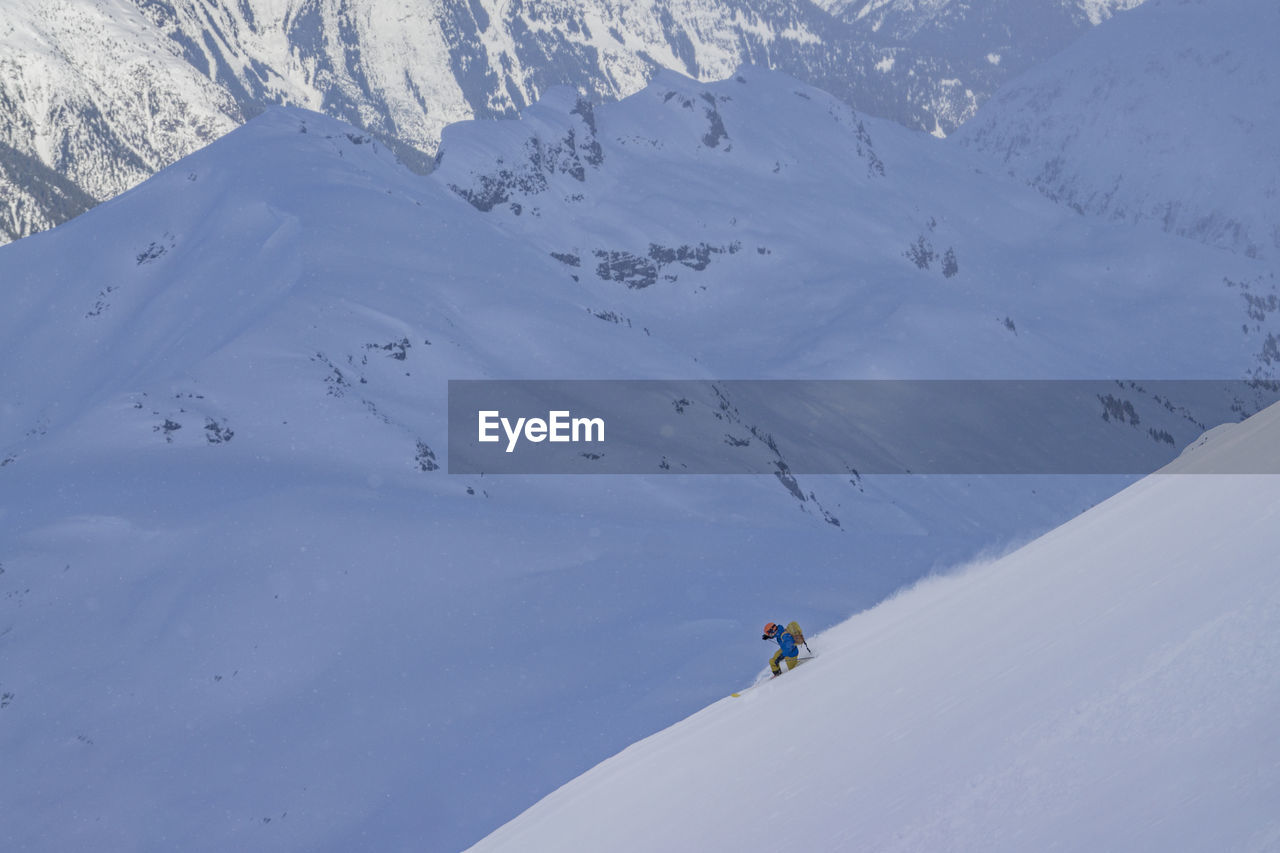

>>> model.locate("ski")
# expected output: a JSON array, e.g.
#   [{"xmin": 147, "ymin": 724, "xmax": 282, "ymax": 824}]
[{"xmin": 730, "ymin": 655, "xmax": 816, "ymax": 697}]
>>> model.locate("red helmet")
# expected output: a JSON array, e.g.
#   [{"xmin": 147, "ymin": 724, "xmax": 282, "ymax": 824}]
[{"xmin": 762, "ymin": 622, "xmax": 779, "ymax": 640}]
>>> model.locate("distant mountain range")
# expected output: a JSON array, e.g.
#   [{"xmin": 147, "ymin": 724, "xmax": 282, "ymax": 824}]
[{"xmin": 1, "ymin": 0, "xmax": 1144, "ymax": 245}]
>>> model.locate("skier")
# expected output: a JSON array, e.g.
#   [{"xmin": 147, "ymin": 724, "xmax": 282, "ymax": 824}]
[{"xmin": 762, "ymin": 621, "xmax": 800, "ymax": 677}]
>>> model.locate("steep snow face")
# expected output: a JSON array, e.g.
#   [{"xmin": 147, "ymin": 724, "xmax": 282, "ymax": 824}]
[
  {"xmin": 956, "ymin": 0, "xmax": 1280, "ymax": 261},
  {"xmin": 466, "ymin": 399, "xmax": 1280, "ymax": 853},
  {"xmin": 0, "ymin": 70, "xmax": 1277, "ymax": 852}
]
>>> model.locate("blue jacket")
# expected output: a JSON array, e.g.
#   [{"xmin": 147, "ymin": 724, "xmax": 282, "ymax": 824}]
[{"xmin": 774, "ymin": 629, "xmax": 799, "ymax": 659}]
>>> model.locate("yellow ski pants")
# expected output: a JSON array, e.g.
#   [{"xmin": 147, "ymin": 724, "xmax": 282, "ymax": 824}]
[{"xmin": 770, "ymin": 649, "xmax": 800, "ymax": 675}]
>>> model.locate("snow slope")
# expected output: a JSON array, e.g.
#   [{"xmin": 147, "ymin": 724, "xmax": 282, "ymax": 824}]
[
  {"xmin": 1, "ymin": 68, "xmax": 1277, "ymax": 852},
  {"xmin": 957, "ymin": 0, "xmax": 1280, "ymax": 260},
  {"xmin": 468, "ymin": 400, "xmax": 1280, "ymax": 853}
]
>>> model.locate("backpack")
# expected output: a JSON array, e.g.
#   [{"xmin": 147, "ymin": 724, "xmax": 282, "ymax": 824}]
[{"xmin": 785, "ymin": 620, "xmax": 805, "ymax": 647}]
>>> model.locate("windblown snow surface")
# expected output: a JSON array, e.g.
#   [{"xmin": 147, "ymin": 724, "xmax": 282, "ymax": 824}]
[{"xmin": 468, "ymin": 401, "xmax": 1280, "ymax": 853}]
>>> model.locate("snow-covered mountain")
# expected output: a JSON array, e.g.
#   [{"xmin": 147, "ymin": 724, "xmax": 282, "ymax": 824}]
[
  {"xmin": 0, "ymin": 0, "xmax": 243, "ymax": 242},
  {"xmin": 1, "ymin": 0, "xmax": 1150, "ymax": 246},
  {"xmin": 0, "ymin": 0, "xmax": 841, "ymax": 244},
  {"xmin": 822, "ymin": 0, "xmax": 1147, "ymax": 136},
  {"xmin": 957, "ymin": 0, "xmax": 1280, "ymax": 260},
  {"xmin": 465, "ymin": 397, "xmax": 1280, "ymax": 853},
  {"xmin": 1, "ymin": 54, "xmax": 1277, "ymax": 852}
]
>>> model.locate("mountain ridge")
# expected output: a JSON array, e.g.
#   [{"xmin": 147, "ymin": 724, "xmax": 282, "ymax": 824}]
[{"xmin": 1, "ymin": 0, "xmax": 1150, "ymax": 245}]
